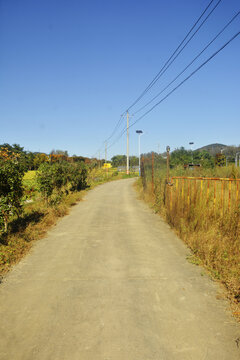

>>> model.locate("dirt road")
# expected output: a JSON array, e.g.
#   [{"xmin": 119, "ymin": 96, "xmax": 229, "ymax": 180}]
[{"xmin": 0, "ymin": 179, "xmax": 239, "ymax": 359}]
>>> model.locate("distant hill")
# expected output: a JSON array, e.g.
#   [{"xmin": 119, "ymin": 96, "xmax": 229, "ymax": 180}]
[
  {"xmin": 196, "ymin": 143, "xmax": 240, "ymax": 158},
  {"xmin": 196, "ymin": 143, "xmax": 227, "ymax": 156}
]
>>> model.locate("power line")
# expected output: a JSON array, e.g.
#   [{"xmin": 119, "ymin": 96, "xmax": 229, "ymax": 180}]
[
  {"xmin": 133, "ymin": 9, "xmax": 240, "ymax": 115},
  {"xmin": 107, "ymin": 30, "xmax": 240, "ymax": 151},
  {"xmin": 126, "ymin": 0, "xmax": 222, "ymax": 112},
  {"xmin": 130, "ymin": 31, "xmax": 240, "ymax": 129},
  {"xmin": 92, "ymin": 114, "xmax": 125, "ymax": 158},
  {"xmin": 106, "ymin": 115, "xmax": 125, "ymax": 142},
  {"xmin": 94, "ymin": 0, "xmax": 220, "ymax": 157}
]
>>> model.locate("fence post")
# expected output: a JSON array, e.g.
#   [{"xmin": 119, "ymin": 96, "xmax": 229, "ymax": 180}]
[
  {"xmin": 141, "ymin": 156, "xmax": 146, "ymax": 190},
  {"xmin": 170, "ymin": 184, "xmax": 172, "ymax": 210},
  {"xmin": 152, "ymin": 151, "xmax": 154, "ymax": 194},
  {"xmin": 176, "ymin": 178, "xmax": 178, "ymax": 208},
  {"xmin": 187, "ymin": 179, "xmax": 190, "ymax": 209},
  {"xmin": 236, "ymin": 180, "xmax": 239, "ymax": 206},
  {"xmin": 228, "ymin": 180, "xmax": 232, "ymax": 210},
  {"xmin": 214, "ymin": 180, "xmax": 216, "ymax": 213},
  {"xmin": 207, "ymin": 180, "xmax": 210, "ymax": 204},
  {"xmin": 166, "ymin": 146, "xmax": 170, "ymax": 183},
  {"xmin": 182, "ymin": 178, "xmax": 184, "ymax": 213},
  {"xmin": 221, "ymin": 181, "xmax": 224, "ymax": 217}
]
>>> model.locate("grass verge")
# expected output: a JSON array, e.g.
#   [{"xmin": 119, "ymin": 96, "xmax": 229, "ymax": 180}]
[
  {"xmin": 0, "ymin": 191, "xmax": 85, "ymax": 276},
  {"xmin": 134, "ymin": 177, "xmax": 240, "ymax": 321},
  {"xmin": 0, "ymin": 170, "xmax": 136, "ymax": 276}
]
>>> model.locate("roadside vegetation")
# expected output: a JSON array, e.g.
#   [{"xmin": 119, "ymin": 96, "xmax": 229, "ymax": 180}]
[
  {"xmin": 0, "ymin": 144, "xmax": 137, "ymax": 276},
  {"xmin": 137, "ymin": 148, "xmax": 240, "ymax": 319}
]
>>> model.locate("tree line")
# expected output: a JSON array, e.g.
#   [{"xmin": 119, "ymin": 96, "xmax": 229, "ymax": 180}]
[
  {"xmin": 0, "ymin": 143, "xmax": 96, "ymax": 171},
  {"xmin": 0, "ymin": 144, "xmax": 89, "ymax": 233},
  {"xmin": 142, "ymin": 146, "xmax": 240, "ymax": 168}
]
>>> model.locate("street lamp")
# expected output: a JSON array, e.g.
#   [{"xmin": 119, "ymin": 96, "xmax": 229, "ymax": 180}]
[
  {"xmin": 236, "ymin": 152, "xmax": 240, "ymax": 167},
  {"xmin": 189, "ymin": 142, "xmax": 194, "ymax": 164},
  {"xmin": 136, "ymin": 130, "xmax": 143, "ymax": 176}
]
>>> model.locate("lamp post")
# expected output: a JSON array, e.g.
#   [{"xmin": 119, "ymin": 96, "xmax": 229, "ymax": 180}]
[
  {"xmin": 189, "ymin": 142, "xmax": 194, "ymax": 164},
  {"xmin": 136, "ymin": 130, "xmax": 143, "ymax": 176},
  {"xmin": 235, "ymin": 152, "xmax": 240, "ymax": 167}
]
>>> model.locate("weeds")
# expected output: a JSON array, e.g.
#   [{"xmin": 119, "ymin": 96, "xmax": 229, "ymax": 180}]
[
  {"xmin": 0, "ymin": 168, "xmax": 136, "ymax": 276},
  {"xmin": 137, "ymin": 163, "xmax": 240, "ymax": 319}
]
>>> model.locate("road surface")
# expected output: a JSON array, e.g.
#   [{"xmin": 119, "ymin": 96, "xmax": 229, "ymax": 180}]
[{"xmin": 0, "ymin": 178, "xmax": 239, "ymax": 359}]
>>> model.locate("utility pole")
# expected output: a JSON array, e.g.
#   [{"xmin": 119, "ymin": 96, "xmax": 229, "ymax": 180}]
[
  {"xmin": 189, "ymin": 142, "xmax": 194, "ymax": 164},
  {"xmin": 136, "ymin": 130, "xmax": 143, "ymax": 176},
  {"xmin": 152, "ymin": 152, "xmax": 154, "ymax": 194},
  {"xmin": 126, "ymin": 111, "xmax": 129, "ymax": 174},
  {"xmin": 166, "ymin": 146, "xmax": 170, "ymax": 183},
  {"xmin": 235, "ymin": 152, "xmax": 240, "ymax": 167},
  {"xmin": 105, "ymin": 142, "xmax": 107, "ymax": 164},
  {"xmin": 99, "ymin": 151, "xmax": 100, "ymax": 168}
]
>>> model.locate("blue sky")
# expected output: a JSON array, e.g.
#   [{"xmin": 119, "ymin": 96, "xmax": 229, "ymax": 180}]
[{"xmin": 0, "ymin": 0, "xmax": 239, "ymax": 159}]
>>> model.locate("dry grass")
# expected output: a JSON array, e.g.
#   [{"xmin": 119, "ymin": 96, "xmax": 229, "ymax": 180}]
[
  {"xmin": 136, "ymin": 174, "xmax": 240, "ymax": 321},
  {"xmin": 0, "ymin": 169, "xmax": 136, "ymax": 277},
  {"xmin": 0, "ymin": 191, "xmax": 85, "ymax": 276}
]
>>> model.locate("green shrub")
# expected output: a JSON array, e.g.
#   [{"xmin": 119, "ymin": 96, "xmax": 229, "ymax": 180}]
[
  {"xmin": 0, "ymin": 159, "xmax": 24, "ymax": 232},
  {"xmin": 69, "ymin": 163, "xmax": 88, "ymax": 192},
  {"xmin": 37, "ymin": 162, "xmax": 88, "ymax": 204},
  {"xmin": 36, "ymin": 163, "xmax": 55, "ymax": 202}
]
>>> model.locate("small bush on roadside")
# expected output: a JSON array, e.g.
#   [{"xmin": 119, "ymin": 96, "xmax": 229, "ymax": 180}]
[
  {"xmin": 37, "ymin": 163, "xmax": 55, "ymax": 202},
  {"xmin": 0, "ymin": 158, "xmax": 25, "ymax": 232},
  {"xmin": 69, "ymin": 163, "xmax": 88, "ymax": 192},
  {"xmin": 37, "ymin": 162, "xmax": 88, "ymax": 204}
]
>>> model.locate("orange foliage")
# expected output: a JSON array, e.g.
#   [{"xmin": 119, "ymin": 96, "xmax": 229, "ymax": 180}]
[{"xmin": 0, "ymin": 148, "xmax": 20, "ymax": 162}]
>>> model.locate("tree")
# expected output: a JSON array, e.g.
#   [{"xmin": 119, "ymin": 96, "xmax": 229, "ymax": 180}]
[
  {"xmin": 69, "ymin": 163, "xmax": 88, "ymax": 192},
  {"xmin": 170, "ymin": 147, "xmax": 192, "ymax": 166},
  {"xmin": 215, "ymin": 153, "xmax": 226, "ymax": 167},
  {"xmin": 170, "ymin": 147, "xmax": 214, "ymax": 168},
  {"xmin": 129, "ymin": 156, "xmax": 139, "ymax": 166},
  {"xmin": 37, "ymin": 162, "xmax": 69, "ymax": 202},
  {"xmin": 36, "ymin": 163, "xmax": 55, "ymax": 202},
  {"xmin": 111, "ymin": 155, "xmax": 126, "ymax": 167},
  {"xmin": 0, "ymin": 153, "xmax": 24, "ymax": 232},
  {"xmin": 37, "ymin": 162, "xmax": 89, "ymax": 204},
  {"xmin": 50, "ymin": 149, "xmax": 69, "ymax": 156},
  {"xmin": 33, "ymin": 153, "xmax": 49, "ymax": 169}
]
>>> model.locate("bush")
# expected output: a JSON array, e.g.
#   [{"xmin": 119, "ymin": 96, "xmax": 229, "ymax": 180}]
[
  {"xmin": 69, "ymin": 163, "xmax": 88, "ymax": 192},
  {"xmin": 37, "ymin": 162, "xmax": 88, "ymax": 204},
  {"xmin": 0, "ymin": 159, "xmax": 24, "ymax": 232},
  {"xmin": 36, "ymin": 163, "xmax": 55, "ymax": 202}
]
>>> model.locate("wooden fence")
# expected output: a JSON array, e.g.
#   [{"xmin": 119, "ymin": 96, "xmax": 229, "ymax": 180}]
[{"xmin": 167, "ymin": 176, "xmax": 240, "ymax": 215}]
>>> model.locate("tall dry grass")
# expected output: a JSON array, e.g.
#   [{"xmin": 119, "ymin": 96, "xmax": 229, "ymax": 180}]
[{"xmin": 138, "ymin": 164, "xmax": 240, "ymax": 314}]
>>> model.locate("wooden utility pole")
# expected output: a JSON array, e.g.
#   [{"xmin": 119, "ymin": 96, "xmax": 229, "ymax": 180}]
[
  {"xmin": 152, "ymin": 152, "xmax": 154, "ymax": 193},
  {"xmin": 105, "ymin": 142, "xmax": 107, "ymax": 164},
  {"xmin": 166, "ymin": 146, "xmax": 170, "ymax": 183},
  {"xmin": 126, "ymin": 111, "xmax": 129, "ymax": 175}
]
